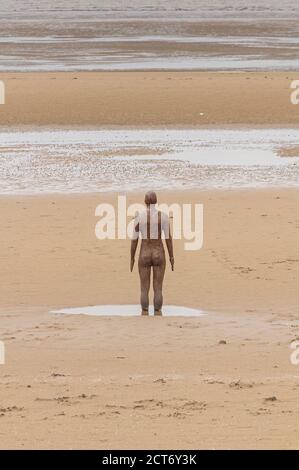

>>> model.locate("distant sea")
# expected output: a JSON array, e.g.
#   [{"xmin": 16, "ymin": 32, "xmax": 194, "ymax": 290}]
[{"xmin": 0, "ymin": 0, "xmax": 298, "ymax": 71}]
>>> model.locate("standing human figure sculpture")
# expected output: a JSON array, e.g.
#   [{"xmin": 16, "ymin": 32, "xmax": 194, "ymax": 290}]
[{"xmin": 130, "ymin": 191, "xmax": 174, "ymax": 316}]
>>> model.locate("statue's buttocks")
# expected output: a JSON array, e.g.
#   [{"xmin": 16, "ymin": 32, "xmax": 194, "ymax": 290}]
[{"xmin": 130, "ymin": 191, "xmax": 174, "ymax": 316}]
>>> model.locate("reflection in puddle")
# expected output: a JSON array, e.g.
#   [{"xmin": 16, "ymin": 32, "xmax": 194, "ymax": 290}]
[{"xmin": 51, "ymin": 305, "xmax": 205, "ymax": 317}]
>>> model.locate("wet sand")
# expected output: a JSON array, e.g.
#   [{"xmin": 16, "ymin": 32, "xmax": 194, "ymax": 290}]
[
  {"xmin": 1, "ymin": 127, "xmax": 298, "ymax": 194},
  {"xmin": 1, "ymin": 189, "xmax": 299, "ymax": 449},
  {"xmin": 1, "ymin": 72, "xmax": 299, "ymax": 126}
]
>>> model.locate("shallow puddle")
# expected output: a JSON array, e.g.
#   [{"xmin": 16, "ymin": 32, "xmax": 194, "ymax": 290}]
[{"xmin": 51, "ymin": 304, "xmax": 205, "ymax": 317}]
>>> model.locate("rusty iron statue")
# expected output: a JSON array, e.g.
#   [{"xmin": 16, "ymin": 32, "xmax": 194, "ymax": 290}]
[{"xmin": 130, "ymin": 191, "xmax": 174, "ymax": 316}]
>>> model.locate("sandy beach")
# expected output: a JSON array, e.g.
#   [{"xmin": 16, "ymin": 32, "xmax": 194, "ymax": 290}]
[
  {"xmin": 1, "ymin": 189, "xmax": 299, "ymax": 314},
  {"xmin": 1, "ymin": 189, "xmax": 299, "ymax": 449},
  {"xmin": 1, "ymin": 1, "xmax": 299, "ymax": 449},
  {"xmin": 1, "ymin": 72, "xmax": 299, "ymax": 126}
]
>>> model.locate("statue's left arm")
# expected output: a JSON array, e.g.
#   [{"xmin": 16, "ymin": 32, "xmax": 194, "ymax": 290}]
[{"xmin": 130, "ymin": 222, "xmax": 139, "ymax": 272}]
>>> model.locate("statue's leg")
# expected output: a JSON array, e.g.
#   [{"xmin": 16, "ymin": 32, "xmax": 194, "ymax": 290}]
[
  {"xmin": 153, "ymin": 260, "xmax": 165, "ymax": 315},
  {"xmin": 138, "ymin": 263, "xmax": 151, "ymax": 315}
]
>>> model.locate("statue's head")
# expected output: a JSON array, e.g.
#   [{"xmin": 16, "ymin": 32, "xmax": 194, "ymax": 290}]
[{"xmin": 144, "ymin": 191, "xmax": 157, "ymax": 206}]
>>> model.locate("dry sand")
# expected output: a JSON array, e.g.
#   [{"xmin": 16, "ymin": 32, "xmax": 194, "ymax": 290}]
[
  {"xmin": 1, "ymin": 71, "xmax": 299, "ymax": 126},
  {"xmin": 1, "ymin": 189, "xmax": 299, "ymax": 449}
]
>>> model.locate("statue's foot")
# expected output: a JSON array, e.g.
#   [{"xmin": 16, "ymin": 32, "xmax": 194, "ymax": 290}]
[
  {"xmin": 141, "ymin": 309, "xmax": 149, "ymax": 316},
  {"xmin": 154, "ymin": 310, "xmax": 162, "ymax": 316}
]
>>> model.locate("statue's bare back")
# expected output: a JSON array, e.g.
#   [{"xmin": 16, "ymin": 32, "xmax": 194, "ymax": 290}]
[{"xmin": 130, "ymin": 191, "xmax": 174, "ymax": 316}]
